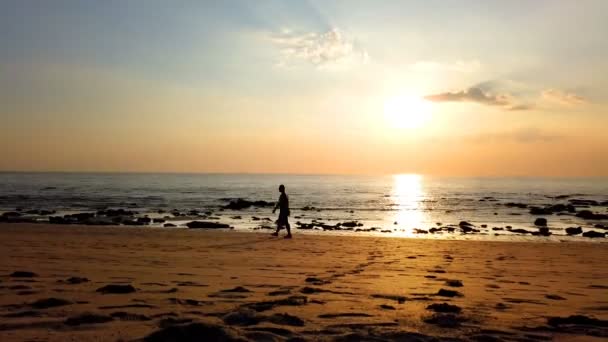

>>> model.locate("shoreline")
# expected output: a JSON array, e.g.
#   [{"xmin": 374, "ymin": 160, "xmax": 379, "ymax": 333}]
[
  {"xmin": 1, "ymin": 223, "xmax": 607, "ymax": 341},
  {"xmin": 1, "ymin": 221, "xmax": 607, "ymax": 244}
]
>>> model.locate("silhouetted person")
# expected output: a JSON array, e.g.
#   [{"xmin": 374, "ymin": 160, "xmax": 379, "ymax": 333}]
[{"xmin": 271, "ymin": 184, "xmax": 292, "ymax": 239}]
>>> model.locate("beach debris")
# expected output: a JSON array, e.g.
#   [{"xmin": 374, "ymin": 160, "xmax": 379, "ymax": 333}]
[
  {"xmin": 163, "ymin": 223, "xmax": 177, "ymax": 227},
  {"xmin": 534, "ymin": 218, "xmax": 547, "ymax": 226},
  {"xmin": 96, "ymin": 284, "xmax": 136, "ymax": 294},
  {"xmin": 186, "ymin": 221, "xmax": 230, "ymax": 229}
]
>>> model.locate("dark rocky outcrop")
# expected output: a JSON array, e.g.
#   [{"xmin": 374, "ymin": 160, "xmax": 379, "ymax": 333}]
[
  {"xmin": 445, "ymin": 280, "xmax": 463, "ymax": 287},
  {"xmin": 566, "ymin": 227, "xmax": 583, "ymax": 235},
  {"xmin": 340, "ymin": 221, "xmax": 363, "ymax": 228},
  {"xmin": 137, "ymin": 217, "xmax": 152, "ymax": 224},
  {"xmin": 144, "ymin": 322, "xmax": 245, "ymax": 342},
  {"xmin": 534, "ymin": 218, "xmax": 547, "ymax": 226},
  {"xmin": 223, "ymin": 309, "xmax": 262, "ymax": 326},
  {"xmin": 509, "ymin": 228, "xmax": 531, "ymax": 234},
  {"xmin": 96, "ymin": 284, "xmax": 136, "ymax": 294},
  {"xmin": 186, "ymin": 221, "xmax": 230, "ymax": 229},
  {"xmin": 424, "ymin": 313, "xmax": 464, "ymax": 328},
  {"xmin": 10, "ymin": 271, "xmax": 38, "ymax": 278},
  {"xmin": 426, "ymin": 303, "xmax": 462, "ymax": 313},
  {"xmin": 97, "ymin": 209, "xmax": 137, "ymax": 217},
  {"xmin": 582, "ymin": 231, "xmax": 606, "ymax": 238},
  {"xmin": 547, "ymin": 315, "xmax": 608, "ymax": 327},
  {"xmin": 576, "ymin": 210, "xmax": 608, "ymax": 220},
  {"xmin": 65, "ymin": 277, "xmax": 89, "ymax": 284},
  {"xmin": 65, "ymin": 313, "xmax": 113, "ymax": 326},
  {"xmin": 222, "ymin": 199, "xmax": 273, "ymax": 210},
  {"xmin": 505, "ymin": 202, "xmax": 528, "ymax": 209},
  {"xmin": 534, "ymin": 227, "xmax": 551, "ymax": 236},
  {"xmin": 266, "ymin": 313, "xmax": 305, "ymax": 327},
  {"xmin": 436, "ymin": 289, "xmax": 463, "ymax": 297},
  {"xmin": 569, "ymin": 199, "xmax": 600, "ymax": 206},
  {"xmin": 30, "ymin": 297, "xmax": 72, "ymax": 309}
]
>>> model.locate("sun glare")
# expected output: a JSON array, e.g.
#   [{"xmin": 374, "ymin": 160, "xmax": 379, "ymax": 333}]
[{"xmin": 383, "ymin": 95, "xmax": 432, "ymax": 129}]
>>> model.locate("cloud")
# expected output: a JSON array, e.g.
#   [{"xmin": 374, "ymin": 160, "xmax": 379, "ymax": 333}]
[
  {"xmin": 409, "ymin": 60, "xmax": 481, "ymax": 73},
  {"xmin": 541, "ymin": 89, "xmax": 586, "ymax": 105},
  {"xmin": 270, "ymin": 28, "xmax": 368, "ymax": 69},
  {"xmin": 464, "ymin": 127, "xmax": 564, "ymax": 144},
  {"xmin": 424, "ymin": 87, "xmax": 528, "ymax": 110},
  {"xmin": 425, "ymin": 81, "xmax": 587, "ymax": 112}
]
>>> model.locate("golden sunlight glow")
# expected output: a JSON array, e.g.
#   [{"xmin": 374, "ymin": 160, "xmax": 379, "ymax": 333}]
[
  {"xmin": 392, "ymin": 174, "xmax": 426, "ymax": 236},
  {"xmin": 383, "ymin": 95, "xmax": 432, "ymax": 129}
]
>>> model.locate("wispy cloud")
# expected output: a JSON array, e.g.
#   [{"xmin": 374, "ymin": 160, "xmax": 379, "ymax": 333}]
[
  {"xmin": 270, "ymin": 28, "xmax": 368, "ymax": 70},
  {"xmin": 425, "ymin": 82, "xmax": 587, "ymax": 111},
  {"xmin": 424, "ymin": 87, "xmax": 526, "ymax": 110},
  {"xmin": 541, "ymin": 89, "xmax": 586, "ymax": 105}
]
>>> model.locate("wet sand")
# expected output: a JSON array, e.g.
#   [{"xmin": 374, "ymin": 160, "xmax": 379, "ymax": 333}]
[{"xmin": 0, "ymin": 223, "xmax": 607, "ymax": 341}]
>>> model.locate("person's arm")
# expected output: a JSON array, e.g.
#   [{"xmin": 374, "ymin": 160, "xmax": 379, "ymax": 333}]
[{"xmin": 272, "ymin": 197, "xmax": 280, "ymax": 213}]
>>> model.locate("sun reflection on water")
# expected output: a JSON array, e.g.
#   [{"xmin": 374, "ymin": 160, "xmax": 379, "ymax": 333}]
[{"xmin": 392, "ymin": 174, "xmax": 426, "ymax": 236}]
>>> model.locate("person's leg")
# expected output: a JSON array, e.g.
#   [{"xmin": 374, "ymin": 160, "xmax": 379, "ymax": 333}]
[
  {"xmin": 271, "ymin": 222, "xmax": 280, "ymax": 236},
  {"xmin": 284, "ymin": 220, "xmax": 292, "ymax": 238}
]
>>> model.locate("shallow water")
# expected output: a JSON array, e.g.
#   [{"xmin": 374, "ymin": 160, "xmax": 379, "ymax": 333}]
[{"xmin": 1, "ymin": 172, "xmax": 607, "ymax": 242}]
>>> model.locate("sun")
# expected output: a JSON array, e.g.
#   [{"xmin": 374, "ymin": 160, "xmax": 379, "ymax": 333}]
[{"xmin": 383, "ymin": 95, "xmax": 432, "ymax": 129}]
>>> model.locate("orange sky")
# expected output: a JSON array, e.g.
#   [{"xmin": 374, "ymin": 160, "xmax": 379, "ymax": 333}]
[{"xmin": 2, "ymin": 1, "xmax": 608, "ymax": 176}]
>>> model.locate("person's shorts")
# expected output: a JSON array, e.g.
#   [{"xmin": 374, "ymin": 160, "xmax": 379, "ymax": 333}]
[{"xmin": 277, "ymin": 213, "xmax": 289, "ymax": 226}]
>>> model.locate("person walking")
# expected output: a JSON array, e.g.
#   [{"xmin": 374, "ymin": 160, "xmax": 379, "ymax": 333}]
[{"xmin": 271, "ymin": 184, "xmax": 292, "ymax": 239}]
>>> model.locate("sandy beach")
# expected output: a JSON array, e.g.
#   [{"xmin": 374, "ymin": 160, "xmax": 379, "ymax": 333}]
[{"xmin": 0, "ymin": 223, "xmax": 607, "ymax": 341}]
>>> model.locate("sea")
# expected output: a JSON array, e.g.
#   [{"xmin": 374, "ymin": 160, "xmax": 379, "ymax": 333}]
[{"xmin": 1, "ymin": 172, "xmax": 607, "ymax": 242}]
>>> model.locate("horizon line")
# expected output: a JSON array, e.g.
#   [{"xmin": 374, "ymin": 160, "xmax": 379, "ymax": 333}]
[{"xmin": 1, "ymin": 170, "xmax": 607, "ymax": 179}]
